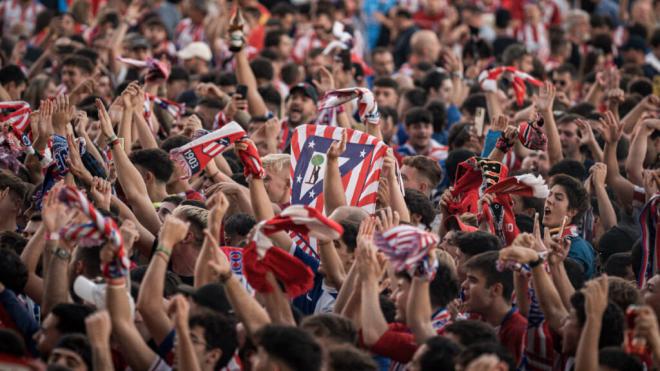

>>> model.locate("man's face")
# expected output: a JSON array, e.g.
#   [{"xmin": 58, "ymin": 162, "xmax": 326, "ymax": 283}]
[
  {"xmin": 372, "ymin": 52, "xmax": 394, "ymax": 77},
  {"xmin": 391, "ymin": 277, "xmax": 411, "ymax": 322},
  {"xmin": 461, "ymin": 268, "xmax": 493, "ymax": 314},
  {"xmin": 374, "ymin": 86, "xmax": 398, "ymax": 108},
  {"xmin": 61, "ymin": 65, "xmax": 87, "ymax": 91},
  {"xmin": 520, "ymin": 150, "xmax": 550, "ymax": 176},
  {"xmin": 406, "ymin": 122, "xmax": 433, "ymax": 150},
  {"xmin": 48, "ymin": 348, "xmax": 88, "ymax": 371},
  {"xmin": 6, "ymin": 81, "xmax": 26, "ymax": 100},
  {"xmin": 167, "ymin": 80, "xmax": 188, "ymax": 101},
  {"xmin": 557, "ymin": 122, "xmax": 580, "ymax": 156},
  {"xmin": 35, "ymin": 313, "xmax": 60, "ymax": 356},
  {"xmin": 183, "ymin": 57, "xmax": 204, "ymax": 75},
  {"xmin": 401, "ymin": 165, "xmax": 429, "ymax": 196},
  {"xmin": 332, "ymin": 239, "xmax": 354, "ymax": 272},
  {"xmin": 552, "ymin": 71, "xmax": 573, "ymax": 94},
  {"xmin": 144, "ymin": 25, "xmax": 167, "ymax": 45},
  {"xmin": 252, "ymin": 346, "xmax": 276, "ymax": 371},
  {"xmin": 313, "ymin": 14, "xmax": 333, "ymax": 39},
  {"xmin": 286, "ymin": 92, "xmax": 316, "ymax": 126},
  {"xmin": 437, "ymin": 79, "xmax": 453, "ymax": 102},
  {"xmin": 194, "ymin": 105, "xmax": 219, "ymax": 130},
  {"xmin": 559, "ymin": 309, "xmax": 580, "ymax": 355},
  {"xmin": 264, "ymin": 167, "xmax": 290, "ymax": 205},
  {"xmin": 96, "ymin": 76, "xmax": 113, "ymax": 101},
  {"xmin": 158, "ymin": 201, "xmax": 178, "ymax": 222},
  {"xmin": 381, "ymin": 115, "xmax": 396, "ymax": 144},
  {"xmin": 277, "ymin": 35, "xmax": 293, "ymax": 60},
  {"xmin": 543, "ymin": 184, "xmax": 574, "ymax": 228}
]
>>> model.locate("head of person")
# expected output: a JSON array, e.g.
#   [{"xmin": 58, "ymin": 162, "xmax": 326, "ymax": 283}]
[
  {"xmin": 170, "ymin": 205, "xmax": 208, "ymax": 276},
  {"xmin": 157, "ymin": 195, "xmax": 184, "ymax": 222},
  {"xmin": 177, "ymin": 42, "xmax": 212, "ymax": 75},
  {"xmin": 129, "ymin": 149, "xmax": 174, "ymax": 191},
  {"xmin": 502, "ymin": 44, "xmax": 533, "ymax": 73},
  {"xmin": 391, "ymin": 271, "xmax": 413, "ymax": 322},
  {"xmin": 422, "ymin": 70, "xmax": 453, "ymax": 103},
  {"xmin": 404, "ymin": 189, "xmax": 435, "ymax": 230},
  {"xmin": 552, "ymin": 64, "xmax": 577, "ymax": 95},
  {"xmin": 47, "ymin": 334, "xmax": 92, "ymax": 371},
  {"xmin": 252, "ymin": 325, "xmax": 322, "ymax": 371},
  {"xmin": 286, "ymin": 83, "xmax": 318, "ymax": 126},
  {"xmin": 401, "ymin": 155, "xmax": 442, "ymax": 197},
  {"xmin": 599, "ymin": 347, "xmax": 644, "ymax": 371},
  {"xmin": 0, "ymin": 65, "xmax": 27, "ymax": 100},
  {"xmin": 565, "ymin": 9, "xmax": 591, "ymax": 42},
  {"xmin": 35, "ymin": 303, "xmax": 94, "ymax": 356},
  {"xmin": 456, "ymin": 342, "xmax": 516, "ymax": 371},
  {"xmin": 142, "ymin": 16, "xmax": 168, "ymax": 46},
  {"xmin": 520, "ymin": 150, "xmax": 550, "ymax": 176},
  {"xmin": 621, "ymin": 35, "xmax": 648, "ymax": 65},
  {"xmin": 262, "ymin": 154, "xmax": 291, "ymax": 205},
  {"xmin": 0, "ymin": 171, "xmax": 29, "ymax": 219},
  {"xmin": 167, "ymin": 67, "xmax": 190, "ymax": 102},
  {"xmin": 379, "ymin": 106, "xmax": 398, "ymax": 144},
  {"xmin": 223, "ymin": 213, "xmax": 256, "ymax": 247},
  {"xmin": 604, "ymin": 253, "xmax": 635, "ymax": 282},
  {"xmin": 69, "ymin": 244, "xmax": 102, "ymax": 289},
  {"xmin": 397, "ymin": 87, "xmax": 427, "ymax": 123},
  {"xmin": 642, "ymin": 274, "xmax": 660, "ymax": 318},
  {"xmin": 312, "ymin": 5, "xmax": 334, "ymax": 41},
  {"xmin": 0, "ymin": 248, "xmax": 28, "ymax": 294},
  {"xmin": 455, "ymin": 231, "xmax": 502, "ymax": 280},
  {"xmin": 371, "ymin": 47, "xmax": 395, "ymax": 77},
  {"xmin": 443, "ymin": 320, "xmax": 498, "ymax": 347},
  {"xmin": 404, "ymin": 107, "xmax": 433, "ymax": 151},
  {"xmin": 328, "ymin": 206, "xmax": 368, "ymax": 270},
  {"xmin": 194, "ymin": 97, "xmax": 224, "ymax": 130},
  {"xmin": 555, "ymin": 114, "xmax": 583, "ymax": 157},
  {"xmin": 409, "ymin": 336, "xmax": 462, "ymax": 371},
  {"xmin": 430, "ymin": 260, "xmax": 460, "ymax": 310},
  {"xmin": 409, "ymin": 30, "xmax": 440, "ymax": 65},
  {"xmin": 300, "ymin": 314, "xmax": 357, "ymax": 347},
  {"xmin": 0, "ymin": 328, "xmax": 27, "ymax": 359},
  {"xmin": 182, "ymin": 311, "xmax": 237, "ymax": 371},
  {"xmin": 461, "ymin": 251, "xmax": 513, "ymax": 315},
  {"xmin": 265, "ymin": 30, "xmax": 293, "ymax": 60},
  {"xmin": 326, "ymin": 344, "xmax": 378, "ymax": 371},
  {"xmin": 373, "ymin": 77, "xmax": 399, "ymax": 109},
  {"xmin": 560, "ymin": 289, "xmax": 624, "ymax": 355},
  {"xmin": 24, "ymin": 74, "xmax": 58, "ymax": 108},
  {"xmin": 543, "ymin": 174, "xmax": 588, "ymax": 228},
  {"xmin": 60, "ymin": 56, "xmax": 94, "ymax": 91}
]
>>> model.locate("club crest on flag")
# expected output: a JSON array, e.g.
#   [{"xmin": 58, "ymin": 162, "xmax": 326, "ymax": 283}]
[{"xmin": 290, "ymin": 124, "xmax": 391, "ymax": 214}]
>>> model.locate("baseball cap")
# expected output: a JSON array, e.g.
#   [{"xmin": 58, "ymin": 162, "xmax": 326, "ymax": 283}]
[
  {"xmin": 177, "ymin": 283, "xmax": 233, "ymax": 315},
  {"xmin": 125, "ymin": 33, "xmax": 150, "ymax": 50},
  {"xmin": 177, "ymin": 42, "xmax": 213, "ymax": 61},
  {"xmin": 74, "ymin": 276, "xmax": 136, "ymax": 315},
  {"xmin": 289, "ymin": 83, "xmax": 318, "ymax": 104}
]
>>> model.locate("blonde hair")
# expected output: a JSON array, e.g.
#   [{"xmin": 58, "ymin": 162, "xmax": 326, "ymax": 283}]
[
  {"xmin": 262, "ymin": 154, "xmax": 291, "ymax": 174},
  {"xmin": 173, "ymin": 205, "xmax": 208, "ymax": 242}
]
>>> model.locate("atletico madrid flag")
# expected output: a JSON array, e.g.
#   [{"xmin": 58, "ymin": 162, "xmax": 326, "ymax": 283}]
[{"xmin": 290, "ymin": 124, "xmax": 389, "ymax": 214}]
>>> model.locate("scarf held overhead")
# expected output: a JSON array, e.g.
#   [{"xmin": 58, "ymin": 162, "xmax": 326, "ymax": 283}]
[{"xmin": 478, "ymin": 66, "xmax": 543, "ymax": 105}]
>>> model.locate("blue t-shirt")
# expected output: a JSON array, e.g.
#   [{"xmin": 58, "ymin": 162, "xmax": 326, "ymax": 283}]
[
  {"xmin": 567, "ymin": 236, "xmax": 596, "ymax": 279},
  {"xmin": 292, "ymin": 247, "xmax": 325, "ymax": 315}
]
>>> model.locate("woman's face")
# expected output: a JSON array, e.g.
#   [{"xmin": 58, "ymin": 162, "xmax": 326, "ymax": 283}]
[{"xmin": 45, "ymin": 81, "xmax": 57, "ymax": 99}]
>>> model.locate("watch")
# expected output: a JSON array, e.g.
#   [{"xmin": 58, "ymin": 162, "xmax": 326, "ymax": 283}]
[{"xmin": 52, "ymin": 247, "xmax": 71, "ymax": 260}]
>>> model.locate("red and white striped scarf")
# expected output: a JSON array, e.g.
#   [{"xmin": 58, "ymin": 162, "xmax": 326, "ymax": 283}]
[
  {"xmin": 374, "ymin": 225, "xmax": 439, "ymax": 280},
  {"xmin": 478, "ymin": 66, "xmax": 543, "ymax": 105},
  {"xmin": 638, "ymin": 194, "xmax": 660, "ymax": 288},
  {"xmin": 316, "ymin": 87, "xmax": 379, "ymax": 126}
]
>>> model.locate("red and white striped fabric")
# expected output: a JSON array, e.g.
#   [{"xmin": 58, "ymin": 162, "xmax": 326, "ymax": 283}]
[
  {"xmin": 638, "ymin": 193, "xmax": 660, "ymax": 288},
  {"xmin": 0, "ymin": 101, "xmax": 31, "ymax": 137},
  {"xmin": 116, "ymin": 57, "xmax": 170, "ymax": 81},
  {"xmin": 169, "ymin": 121, "xmax": 246, "ymax": 178},
  {"xmin": 57, "ymin": 186, "xmax": 127, "ymax": 279},
  {"xmin": 243, "ymin": 205, "xmax": 343, "ymax": 297},
  {"xmin": 236, "ymin": 138, "xmax": 264, "ymax": 179},
  {"xmin": 291, "ymin": 31, "xmax": 325, "ymax": 64},
  {"xmin": 515, "ymin": 23, "xmax": 549, "ymax": 62},
  {"xmin": 175, "ymin": 18, "xmax": 206, "ymax": 48},
  {"xmin": 375, "ymin": 225, "xmax": 439, "ymax": 279},
  {"xmin": 0, "ymin": 0, "xmax": 44, "ymax": 35},
  {"xmin": 478, "ymin": 66, "xmax": 543, "ymax": 105},
  {"xmin": 146, "ymin": 94, "xmax": 185, "ymax": 119},
  {"xmin": 316, "ymin": 88, "xmax": 380, "ymax": 126},
  {"xmin": 290, "ymin": 124, "xmax": 390, "ymax": 214}
]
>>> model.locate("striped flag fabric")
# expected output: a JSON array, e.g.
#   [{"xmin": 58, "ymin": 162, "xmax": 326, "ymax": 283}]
[
  {"xmin": 290, "ymin": 124, "xmax": 388, "ymax": 215},
  {"xmin": 638, "ymin": 194, "xmax": 660, "ymax": 288},
  {"xmin": 0, "ymin": 101, "xmax": 31, "ymax": 137},
  {"xmin": 374, "ymin": 225, "xmax": 439, "ymax": 279},
  {"xmin": 169, "ymin": 121, "xmax": 245, "ymax": 178}
]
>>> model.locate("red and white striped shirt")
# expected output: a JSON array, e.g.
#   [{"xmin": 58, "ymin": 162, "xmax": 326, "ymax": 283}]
[
  {"xmin": 0, "ymin": 0, "xmax": 43, "ymax": 35},
  {"xmin": 515, "ymin": 22, "xmax": 549, "ymax": 62},
  {"xmin": 175, "ymin": 18, "xmax": 205, "ymax": 49}
]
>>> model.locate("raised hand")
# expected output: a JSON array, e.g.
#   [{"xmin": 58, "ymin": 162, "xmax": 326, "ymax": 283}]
[
  {"xmin": 583, "ymin": 275, "xmax": 609, "ymax": 320},
  {"xmin": 375, "ymin": 207, "xmax": 399, "ymax": 232},
  {"xmin": 312, "ymin": 66, "xmax": 335, "ymax": 95},
  {"xmin": 536, "ymin": 81, "xmax": 556, "ymax": 113},
  {"xmin": 491, "ymin": 115, "xmax": 509, "ymax": 132},
  {"xmin": 263, "ymin": 117, "xmax": 282, "ymax": 141},
  {"xmin": 207, "ymin": 192, "xmax": 229, "ymax": 239},
  {"xmin": 52, "ymin": 94, "xmax": 75, "ymax": 131},
  {"xmin": 85, "ymin": 310, "xmax": 112, "ymax": 347},
  {"xmin": 327, "ymin": 130, "xmax": 347, "ymax": 161},
  {"xmin": 167, "ymin": 294, "xmax": 190, "ymax": 331},
  {"xmin": 596, "ymin": 110, "xmax": 623, "ymax": 144},
  {"xmin": 119, "ymin": 219, "xmax": 140, "ymax": 256},
  {"xmin": 182, "ymin": 115, "xmax": 203, "ymax": 137},
  {"xmin": 89, "ymin": 177, "xmax": 112, "ymax": 211},
  {"xmin": 96, "ymin": 99, "xmax": 115, "ymax": 139},
  {"xmin": 590, "ymin": 163, "xmax": 607, "ymax": 188},
  {"xmin": 42, "ymin": 182, "xmax": 73, "ymax": 234},
  {"xmin": 205, "ymin": 229, "xmax": 231, "ymax": 279},
  {"xmin": 158, "ymin": 215, "xmax": 190, "ymax": 248},
  {"xmin": 499, "ymin": 234, "xmax": 540, "ymax": 264}
]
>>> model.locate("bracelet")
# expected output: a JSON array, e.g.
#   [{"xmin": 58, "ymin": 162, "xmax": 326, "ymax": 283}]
[
  {"xmin": 529, "ymin": 252, "xmax": 548, "ymax": 268},
  {"xmin": 495, "ymin": 136, "xmax": 514, "ymax": 152},
  {"xmin": 155, "ymin": 245, "xmax": 172, "ymax": 257},
  {"xmin": 45, "ymin": 232, "xmax": 60, "ymax": 241},
  {"xmin": 107, "ymin": 134, "xmax": 118, "ymax": 143}
]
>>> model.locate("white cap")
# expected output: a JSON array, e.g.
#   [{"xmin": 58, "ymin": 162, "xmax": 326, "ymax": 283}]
[
  {"xmin": 177, "ymin": 42, "xmax": 212, "ymax": 61},
  {"xmin": 74, "ymin": 276, "xmax": 136, "ymax": 317}
]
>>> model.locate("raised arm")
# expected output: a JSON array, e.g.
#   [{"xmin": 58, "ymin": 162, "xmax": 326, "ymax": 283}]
[
  {"xmin": 97, "ymin": 99, "xmax": 162, "ymax": 235},
  {"xmin": 598, "ymin": 111, "xmax": 635, "ymax": 207},
  {"xmin": 195, "ymin": 193, "xmax": 228, "ymax": 288},
  {"xmin": 575, "ymin": 276, "xmax": 609, "ymax": 371},
  {"xmin": 85, "ymin": 311, "xmax": 115, "ymax": 371},
  {"xmin": 620, "ymin": 95, "xmax": 659, "ymax": 135},
  {"xmin": 589, "ymin": 163, "xmax": 617, "ymax": 232},
  {"xmin": 357, "ymin": 219, "xmax": 388, "ymax": 346},
  {"xmin": 625, "ymin": 119, "xmax": 657, "ymax": 187},
  {"xmin": 406, "ymin": 276, "xmax": 435, "ymax": 344},
  {"xmin": 20, "ymin": 224, "xmax": 46, "ymax": 304},
  {"xmin": 169, "ymin": 295, "xmax": 202, "ymax": 371},
  {"xmin": 384, "ymin": 150, "xmax": 410, "ymax": 223},
  {"xmin": 536, "ymin": 82, "xmax": 562, "ymax": 165},
  {"xmin": 136, "ymin": 215, "xmax": 190, "ymax": 345},
  {"xmin": 234, "ymin": 48, "xmax": 268, "ymax": 117},
  {"xmin": 324, "ymin": 130, "xmax": 347, "ymax": 215}
]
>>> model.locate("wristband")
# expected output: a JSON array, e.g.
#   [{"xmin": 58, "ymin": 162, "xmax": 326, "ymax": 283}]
[
  {"xmin": 495, "ymin": 136, "xmax": 514, "ymax": 152},
  {"xmin": 107, "ymin": 134, "xmax": 118, "ymax": 143},
  {"xmin": 46, "ymin": 232, "xmax": 60, "ymax": 241},
  {"xmin": 529, "ymin": 252, "xmax": 548, "ymax": 268},
  {"xmin": 155, "ymin": 245, "xmax": 172, "ymax": 257}
]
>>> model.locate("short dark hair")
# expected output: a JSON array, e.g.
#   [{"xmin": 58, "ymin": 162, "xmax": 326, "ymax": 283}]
[
  {"xmin": 61, "ymin": 55, "xmax": 94, "ymax": 75},
  {"xmin": 0, "ymin": 170, "xmax": 29, "ymax": 202},
  {"xmin": 422, "ymin": 70, "xmax": 449, "ymax": 92},
  {"xmin": 380, "ymin": 106, "xmax": 398, "ymax": 126},
  {"xmin": 599, "ymin": 227, "xmax": 636, "ymax": 265},
  {"xmin": 456, "ymin": 231, "xmax": 502, "ymax": 258},
  {"xmin": 404, "ymin": 189, "xmax": 435, "ymax": 228},
  {"xmin": 571, "ymin": 290, "xmax": 624, "ymax": 349},
  {"xmin": 564, "ymin": 257, "xmax": 585, "ymax": 290},
  {"xmin": 218, "ymin": 72, "xmax": 237, "ymax": 87},
  {"xmin": 300, "ymin": 314, "xmax": 357, "ymax": 345},
  {"xmin": 405, "ymin": 107, "xmax": 432, "ymax": 126},
  {"xmin": 189, "ymin": 312, "xmax": 237, "ymax": 369},
  {"xmin": 51, "ymin": 303, "xmax": 94, "ymax": 335},
  {"xmin": 445, "ymin": 149, "xmax": 476, "ymax": 185},
  {"xmin": 403, "ymin": 88, "xmax": 427, "ymax": 107},
  {"xmin": 502, "ymin": 43, "xmax": 529, "ymax": 66},
  {"xmin": 197, "ymin": 97, "xmax": 224, "ymax": 110},
  {"xmin": 281, "ymin": 63, "xmax": 301, "ymax": 85},
  {"xmin": 604, "ymin": 252, "xmax": 633, "ymax": 279},
  {"xmin": 426, "ymin": 100, "xmax": 448, "ymax": 132},
  {"xmin": 224, "ymin": 213, "xmax": 257, "ymax": 238},
  {"xmin": 628, "ymin": 78, "xmax": 653, "ymax": 96},
  {"xmin": 0, "ymin": 231, "xmax": 28, "ymax": 255},
  {"xmin": 0, "ymin": 329, "xmax": 27, "ymax": 357},
  {"xmin": 251, "ymin": 58, "xmax": 275, "ymax": 81},
  {"xmin": 327, "ymin": 344, "xmax": 378, "ymax": 371},
  {"xmin": 419, "ymin": 336, "xmax": 462, "ymax": 371},
  {"xmin": 374, "ymin": 77, "xmax": 399, "ymax": 91},
  {"xmin": 0, "ymin": 65, "xmax": 27, "ymax": 87},
  {"xmin": 599, "ymin": 347, "xmax": 644, "ymax": 371},
  {"xmin": 265, "ymin": 30, "xmax": 286, "ymax": 48},
  {"xmin": 254, "ymin": 325, "xmax": 322, "ymax": 371},
  {"xmin": 129, "ymin": 148, "xmax": 174, "ymax": 183},
  {"xmin": 457, "ymin": 342, "xmax": 515, "ymax": 371},
  {"xmin": 443, "ymin": 320, "xmax": 498, "ymax": 347},
  {"xmin": 402, "ymin": 155, "xmax": 442, "ymax": 188},
  {"xmin": 160, "ymin": 135, "xmax": 191, "ymax": 153},
  {"xmin": 259, "ymin": 85, "xmax": 282, "ymax": 108},
  {"xmin": 430, "ymin": 261, "xmax": 460, "ymax": 308},
  {"xmin": 0, "ymin": 248, "xmax": 27, "ymax": 294},
  {"xmin": 464, "ymin": 251, "xmax": 514, "ymax": 301},
  {"xmin": 548, "ymin": 159, "xmax": 587, "ymax": 181},
  {"xmin": 553, "ymin": 63, "xmax": 577, "ymax": 78},
  {"xmin": 550, "ymin": 174, "xmax": 589, "ymax": 220},
  {"xmin": 338, "ymin": 220, "xmax": 359, "ymax": 253},
  {"xmin": 54, "ymin": 334, "xmax": 92, "ymax": 370},
  {"xmin": 168, "ymin": 66, "xmax": 190, "ymax": 83},
  {"xmin": 607, "ymin": 276, "xmax": 642, "ymax": 313}
]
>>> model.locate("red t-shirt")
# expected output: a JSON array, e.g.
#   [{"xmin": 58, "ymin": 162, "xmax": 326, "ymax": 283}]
[
  {"xmin": 497, "ymin": 309, "xmax": 528, "ymax": 366},
  {"xmin": 369, "ymin": 323, "xmax": 418, "ymax": 364}
]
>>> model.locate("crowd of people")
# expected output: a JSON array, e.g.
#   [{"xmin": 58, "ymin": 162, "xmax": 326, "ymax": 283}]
[{"xmin": 0, "ymin": 0, "xmax": 659, "ymax": 370}]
